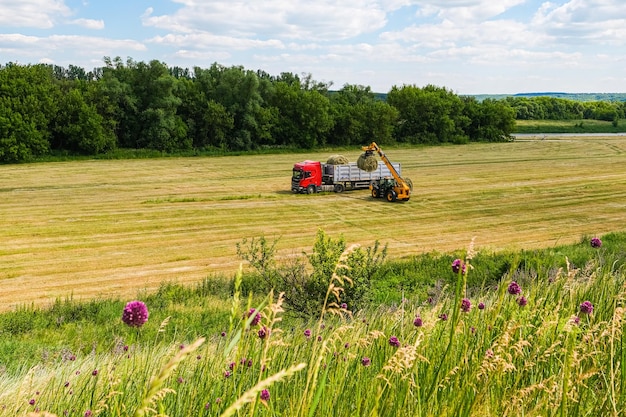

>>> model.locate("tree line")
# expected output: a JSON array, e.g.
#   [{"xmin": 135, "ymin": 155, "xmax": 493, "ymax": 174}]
[{"xmin": 0, "ymin": 58, "xmax": 620, "ymax": 163}]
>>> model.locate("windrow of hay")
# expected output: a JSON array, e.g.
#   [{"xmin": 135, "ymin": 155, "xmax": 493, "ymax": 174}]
[
  {"xmin": 326, "ymin": 154, "xmax": 350, "ymax": 165},
  {"xmin": 357, "ymin": 153, "xmax": 379, "ymax": 172},
  {"xmin": 404, "ymin": 177, "xmax": 414, "ymax": 191}
]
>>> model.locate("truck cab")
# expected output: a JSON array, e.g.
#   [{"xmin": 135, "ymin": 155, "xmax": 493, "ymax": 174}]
[{"xmin": 292, "ymin": 160, "xmax": 322, "ymax": 194}]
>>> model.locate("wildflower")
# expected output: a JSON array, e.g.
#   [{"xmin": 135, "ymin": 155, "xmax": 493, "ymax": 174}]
[
  {"xmin": 340, "ymin": 303, "xmax": 348, "ymax": 310},
  {"xmin": 579, "ymin": 300, "xmax": 594, "ymax": 314},
  {"xmin": 590, "ymin": 237, "xmax": 602, "ymax": 248},
  {"xmin": 304, "ymin": 329, "xmax": 311, "ymax": 338},
  {"xmin": 461, "ymin": 298, "xmax": 471, "ymax": 312},
  {"xmin": 247, "ymin": 359, "xmax": 253, "ymax": 367},
  {"xmin": 452, "ymin": 258, "xmax": 466, "ymax": 274},
  {"xmin": 205, "ymin": 403, "xmax": 211, "ymax": 410},
  {"xmin": 389, "ymin": 336, "xmax": 400, "ymax": 347},
  {"xmin": 507, "ymin": 281, "xmax": 521, "ymax": 295},
  {"xmin": 29, "ymin": 399, "xmax": 35, "ymax": 406},
  {"xmin": 439, "ymin": 313, "xmax": 448, "ymax": 321},
  {"xmin": 64, "ymin": 381, "xmax": 70, "ymax": 388},
  {"xmin": 216, "ymin": 398, "xmax": 222, "ymax": 404},
  {"xmin": 69, "ymin": 355, "xmax": 76, "ymax": 361},
  {"xmin": 248, "ymin": 308, "xmax": 262, "ymax": 326},
  {"xmin": 478, "ymin": 302, "xmax": 485, "ymax": 310},
  {"xmin": 221, "ymin": 331, "xmax": 226, "ymax": 337},
  {"xmin": 317, "ymin": 335, "xmax": 322, "ymax": 342},
  {"xmin": 92, "ymin": 370, "xmax": 98, "ymax": 376},
  {"xmin": 260, "ymin": 389, "xmax": 270, "ymax": 401},
  {"xmin": 571, "ymin": 315, "xmax": 581, "ymax": 325},
  {"xmin": 197, "ymin": 355, "xmax": 202, "ymax": 360},
  {"xmin": 122, "ymin": 300, "xmax": 149, "ymax": 328},
  {"xmin": 123, "ymin": 345, "xmax": 129, "ymax": 352},
  {"xmin": 229, "ymin": 361, "xmax": 235, "ymax": 370},
  {"xmin": 177, "ymin": 377, "xmax": 184, "ymax": 384},
  {"xmin": 413, "ymin": 316, "xmax": 423, "ymax": 327},
  {"xmin": 517, "ymin": 296, "xmax": 528, "ymax": 307},
  {"xmin": 85, "ymin": 411, "xmax": 92, "ymax": 417},
  {"xmin": 344, "ymin": 343, "xmax": 350, "ymax": 349},
  {"xmin": 258, "ymin": 326, "xmax": 269, "ymax": 339},
  {"xmin": 224, "ymin": 371, "xmax": 231, "ymax": 378},
  {"xmin": 361, "ymin": 357, "xmax": 371, "ymax": 366}
]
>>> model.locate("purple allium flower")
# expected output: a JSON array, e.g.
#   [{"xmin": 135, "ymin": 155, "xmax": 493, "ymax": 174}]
[
  {"xmin": 389, "ymin": 336, "xmax": 400, "ymax": 347},
  {"xmin": 221, "ymin": 331, "xmax": 226, "ymax": 337},
  {"xmin": 461, "ymin": 298, "xmax": 471, "ymax": 312},
  {"xmin": 304, "ymin": 329, "xmax": 311, "ymax": 338},
  {"xmin": 317, "ymin": 335, "xmax": 322, "ymax": 342},
  {"xmin": 29, "ymin": 399, "xmax": 35, "ymax": 406},
  {"xmin": 361, "ymin": 357, "xmax": 371, "ymax": 367},
  {"xmin": 92, "ymin": 370, "xmax": 98, "ymax": 376},
  {"xmin": 177, "ymin": 377, "xmax": 184, "ymax": 384},
  {"xmin": 197, "ymin": 355, "xmax": 201, "ymax": 360},
  {"xmin": 258, "ymin": 326, "xmax": 268, "ymax": 339},
  {"xmin": 69, "ymin": 355, "xmax": 76, "ymax": 361},
  {"xmin": 590, "ymin": 237, "xmax": 602, "ymax": 248},
  {"xmin": 224, "ymin": 371, "xmax": 231, "ymax": 378},
  {"xmin": 122, "ymin": 300, "xmax": 149, "ymax": 328},
  {"xmin": 579, "ymin": 300, "xmax": 594, "ymax": 314},
  {"xmin": 344, "ymin": 343, "xmax": 350, "ymax": 349},
  {"xmin": 216, "ymin": 397, "xmax": 222, "ymax": 404},
  {"xmin": 84, "ymin": 410, "xmax": 92, "ymax": 417},
  {"xmin": 571, "ymin": 315, "xmax": 581, "ymax": 325},
  {"xmin": 229, "ymin": 362, "xmax": 235, "ymax": 370},
  {"xmin": 123, "ymin": 345, "xmax": 129, "ymax": 352},
  {"xmin": 64, "ymin": 381, "xmax": 70, "ymax": 388},
  {"xmin": 517, "ymin": 296, "xmax": 528, "ymax": 307},
  {"xmin": 248, "ymin": 308, "xmax": 262, "ymax": 326},
  {"xmin": 340, "ymin": 303, "xmax": 348, "ymax": 310},
  {"xmin": 452, "ymin": 259, "xmax": 466, "ymax": 274},
  {"xmin": 439, "ymin": 313, "xmax": 448, "ymax": 321},
  {"xmin": 413, "ymin": 316, "xmax": 423, "ymax": 327},
  {"xmin": 478, "ymin": 302, "xmax": 485, "ymax": 310},
  {"xmin": 205, "ymin": 403, "xmax": 211, "ymax": 410},
  {"xmin": 507, "ymin": 281, "xmax": 521, "ymax": 295},
  {"xmin": 260, "ymin": 389, "xmax": 270, "ymax": 401}
]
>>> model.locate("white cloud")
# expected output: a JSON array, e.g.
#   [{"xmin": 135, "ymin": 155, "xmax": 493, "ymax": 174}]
[
  {"xmin": 142, "ymin": 1, "xmax": 389, "ymax": 41},
  {"xmin": 70, "ymin": 18, "xmax": 104, "ymax": 30},
  {"xmin": 0, "ymin": 0, "xmax": 71, "ymax": 28}
]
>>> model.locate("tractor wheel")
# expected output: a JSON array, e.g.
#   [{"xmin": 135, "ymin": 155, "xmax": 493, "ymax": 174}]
[
  {"xmin": 371, "ymin": 188, "xmax": 378, "ymax": 198},
  {"xmin": 334, "ymin": 184, "xmax": 345, "ymax": 193},
  {"xmin": 306, "ymin": 185, "xmax": 316, "ymax": 194},
  {"xmin": 386, "ymin": 190, "xmax": 397, "ymax": 202}
]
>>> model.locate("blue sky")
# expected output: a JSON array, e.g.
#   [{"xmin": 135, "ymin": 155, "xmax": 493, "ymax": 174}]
[{"xmin": 1, "ymin": 0, "xmax": 625, "ymax": 94}]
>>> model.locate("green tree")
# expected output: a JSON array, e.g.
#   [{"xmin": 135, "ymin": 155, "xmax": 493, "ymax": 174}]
[
  {"xmin": 387, "ymin": 84, "xmax": 468, "ymax": 144},
  {"xmin": 0, "ymin": 63, "xmax": 56, "ymax": 162}
]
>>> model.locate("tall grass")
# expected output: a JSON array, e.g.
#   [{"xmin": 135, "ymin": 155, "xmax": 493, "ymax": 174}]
[{"xmin": 0, "ymin": 235, "xmax": 624, "ymax": 416}]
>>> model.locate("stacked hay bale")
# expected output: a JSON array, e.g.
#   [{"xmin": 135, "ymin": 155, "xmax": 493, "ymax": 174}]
[
  {"xmin": 404, "ymin": 177, "xmax": 414, "ymax": 191},
  {"xmin": 326, "ymin": 154, "xmax": 349, "ymax": 165},
  {"xmin": 357, "ymin": 153, "xmax": 379, "ymax": 172}
]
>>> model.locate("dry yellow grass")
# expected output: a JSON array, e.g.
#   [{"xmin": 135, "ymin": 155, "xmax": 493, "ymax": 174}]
[{"xmin": 1, "ymin": 136, "xmax": 625, "ymax": 311}]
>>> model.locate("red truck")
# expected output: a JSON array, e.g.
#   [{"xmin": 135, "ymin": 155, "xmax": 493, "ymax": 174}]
[{"xmin": 291, "ymin": 160, "xmax": 402, "ymax": 194}]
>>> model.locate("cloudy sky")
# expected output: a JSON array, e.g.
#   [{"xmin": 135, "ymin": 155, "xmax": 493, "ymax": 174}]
[{"xmin": 1, "ymin": 0, "xmax": 625, "ymax": 94}]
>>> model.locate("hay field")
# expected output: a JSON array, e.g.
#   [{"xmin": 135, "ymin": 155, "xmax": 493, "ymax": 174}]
[{"xmin": 1, "ymin": 136, "xmax": 625, "ymax": 311}]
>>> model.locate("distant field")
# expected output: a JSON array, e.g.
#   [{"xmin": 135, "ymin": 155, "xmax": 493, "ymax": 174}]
[
  {"xmin": 514, "ymin": 119, "xmax": 626, "ymax": 133},
  {"xmin": 1, "ymin": 136, "xmax": 626, "ymax": 311}
]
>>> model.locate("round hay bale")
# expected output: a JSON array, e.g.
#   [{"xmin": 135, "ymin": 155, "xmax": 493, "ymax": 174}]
[
  {"xmin": 326, "ymin": 154, "xmax": 349, "ymax": 165},
  {"xmin": 357, "ymin": 153, "xmax": 379, "ymax": 172},
  {"xmin": 404, "ymin": 177, "xmax": 414, "ymax": 191}
]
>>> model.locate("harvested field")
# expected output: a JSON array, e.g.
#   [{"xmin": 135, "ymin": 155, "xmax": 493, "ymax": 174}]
[{"xmin": 1, "ymin": 136, "xmax": 626, "ymax": 311}]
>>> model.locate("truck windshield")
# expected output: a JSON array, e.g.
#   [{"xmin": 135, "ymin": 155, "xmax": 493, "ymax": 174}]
[{"xmin": 292, "ymin": 170, "xmax": 303, "ymax": 180}]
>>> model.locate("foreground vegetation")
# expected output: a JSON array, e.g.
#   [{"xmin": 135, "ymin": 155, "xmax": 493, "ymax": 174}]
[{"xmin": 0, "ymin": 232, "xmax": 624, "ymax": 416}]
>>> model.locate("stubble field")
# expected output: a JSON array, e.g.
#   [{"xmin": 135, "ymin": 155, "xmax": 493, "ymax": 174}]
[{"xmin": 1, "ymin": 135, "xmax": 625, "ymax": 312}]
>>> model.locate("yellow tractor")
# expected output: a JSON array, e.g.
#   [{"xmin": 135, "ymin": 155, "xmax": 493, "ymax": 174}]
[{"xmin": 361, "ymin": 142, "xmax": 411, "ymax": 202}]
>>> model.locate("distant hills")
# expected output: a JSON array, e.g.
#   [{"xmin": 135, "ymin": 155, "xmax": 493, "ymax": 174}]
[
  {"xmin": 373, "ymin": 92, "xmax": 626, "ymax": 102},
  {"xmin": 472, "ymin": 92, "xmax": 626, "ymax": 102}
]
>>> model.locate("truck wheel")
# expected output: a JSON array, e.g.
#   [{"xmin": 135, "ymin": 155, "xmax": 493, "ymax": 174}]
[
  {"xmin": 306, "ymin": 185, "xmax": 316, "ymax": 194},
  {"xmin": 386, "ymin": 190, "xmax": 397, "ymax": 202},
  {"xmin": 334, "ymin": 184, "xmax": 344, "ymax": 193}
]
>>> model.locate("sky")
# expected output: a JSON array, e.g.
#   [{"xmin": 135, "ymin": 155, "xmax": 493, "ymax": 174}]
[{"xmin": 1, "ymin": 0, "xmax": 625, "ymax": 94}]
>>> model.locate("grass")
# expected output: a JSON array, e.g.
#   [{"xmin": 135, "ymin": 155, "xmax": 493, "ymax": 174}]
[
  {"xmin": 0, "ymin": 238, "xmax": 623, "ymax": 416},
  {"xmin": 1, "ymin": 136, "xmax": 626, "ymax": 311}
]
